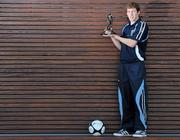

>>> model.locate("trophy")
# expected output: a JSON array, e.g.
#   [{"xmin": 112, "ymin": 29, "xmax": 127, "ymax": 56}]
[{"xmin": 101, "ymin": 13, "xmax": 115, "ymax": 36}]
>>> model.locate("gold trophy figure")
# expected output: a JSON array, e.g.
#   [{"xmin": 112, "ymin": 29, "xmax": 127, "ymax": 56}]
[{"xmin": 102, "ymin": 13, "xmax": 115, "ymax": 36}]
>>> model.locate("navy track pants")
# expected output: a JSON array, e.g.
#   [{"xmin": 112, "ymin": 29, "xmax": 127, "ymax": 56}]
[{"xmin": 117, "ymin": 61, "xmax": 148, "ymax": 133}]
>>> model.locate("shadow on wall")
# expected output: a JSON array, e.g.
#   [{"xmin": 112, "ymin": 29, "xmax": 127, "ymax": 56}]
[
  {"xmin": 144, "ymin": 0, "xmax": 173, "ymax": 23},
  {"xmin": 142, "ymin": 0, "xmax": 173, "ymax": 61},
  {"xmin": 143, "ymin": 0, "xmax": 179, "ymax": 134}
]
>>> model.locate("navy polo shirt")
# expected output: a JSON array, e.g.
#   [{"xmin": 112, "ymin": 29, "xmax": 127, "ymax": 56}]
[{"xmin": 120, "ymin": 18, "xmax": 149, "ymax": 63}]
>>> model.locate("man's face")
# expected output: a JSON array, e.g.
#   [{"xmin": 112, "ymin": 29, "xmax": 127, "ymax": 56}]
[{"xmin": 127, "ymin": 8, "xmax": 140, "ymax": 24}]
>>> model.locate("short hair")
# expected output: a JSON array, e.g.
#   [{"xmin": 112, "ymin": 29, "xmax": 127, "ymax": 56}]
[{"xmin": 127, "ymin": 2, "xmax": 140, "ymax": 12}]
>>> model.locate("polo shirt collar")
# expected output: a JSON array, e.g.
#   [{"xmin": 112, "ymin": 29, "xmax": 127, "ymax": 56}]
[{"xmin": 129, "ymin": 18, "xmax": 141, "ymax": 26}]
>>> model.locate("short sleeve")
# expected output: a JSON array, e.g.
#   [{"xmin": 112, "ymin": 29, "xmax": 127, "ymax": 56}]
[{"xmin": 129, "ymin": 21, "xmax": 149, "ymax": 43}]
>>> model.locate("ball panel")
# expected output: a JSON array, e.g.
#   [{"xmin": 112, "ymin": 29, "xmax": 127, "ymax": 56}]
[
  {"xmin": 88, "ymin": 120, "xmax": 105, "ymax": 136},
  {"xmin": 92, "ymin": 120, "xmax": 103, "ymax": 131},
  {"xmin": 101, "ymin": 126, "xmax": 105, "ymax": 134},
  {"xmin": 88, "ymin": 125, "xmax": 94, "ymax": 134},
  {"xmin": 93, "ymin": 132, "xmax": 101, "ymax": 136}
]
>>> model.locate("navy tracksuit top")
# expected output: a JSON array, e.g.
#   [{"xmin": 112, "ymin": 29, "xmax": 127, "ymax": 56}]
[{"xmin": 120, "ymin": 18, "xmax": 149, "ymax": 63}]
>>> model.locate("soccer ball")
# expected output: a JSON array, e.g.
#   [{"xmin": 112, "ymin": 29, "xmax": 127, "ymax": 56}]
[{"xmin": 88, "ymin": 120, "xmax": 105, "ymax": 136}]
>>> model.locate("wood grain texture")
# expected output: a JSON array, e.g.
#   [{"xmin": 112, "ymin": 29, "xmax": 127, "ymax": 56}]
[{"xmin": 0, "ymin": 0, "xmax": 179, "ymax": 135}]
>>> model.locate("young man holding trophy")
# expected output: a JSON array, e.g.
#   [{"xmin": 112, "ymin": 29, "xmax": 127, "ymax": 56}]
[{"xmin": 102, "ymin": 2, "xmax": 149, "ymax": 137}]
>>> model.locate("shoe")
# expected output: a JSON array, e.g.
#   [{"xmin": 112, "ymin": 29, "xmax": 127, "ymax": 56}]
[
  {"xmin": 113, "ymin": 129, "xmax": 130, "ymax": 136},
  {"xmin": 132, "ymin": 130, "xmax": 147, "ymax": 137}
]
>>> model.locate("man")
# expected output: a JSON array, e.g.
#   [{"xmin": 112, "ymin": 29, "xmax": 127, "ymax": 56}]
[{"xmin": 102, "ymin": 2, "xmax": 149, "ymax": 137}]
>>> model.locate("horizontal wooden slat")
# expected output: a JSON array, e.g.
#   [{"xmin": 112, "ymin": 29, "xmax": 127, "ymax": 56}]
[{"xmin": 0, "ymin": 0, "xmax": 179, "ymax": 136}]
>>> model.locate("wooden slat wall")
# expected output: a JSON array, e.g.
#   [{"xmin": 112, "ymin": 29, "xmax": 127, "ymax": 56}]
[
  {"xmin": 145, "ymin": 0, "xmax": 180, "ymax": 134},
  {"xmin": 0, "ymin": 0, "xmax": 179, "ymax": 135}
]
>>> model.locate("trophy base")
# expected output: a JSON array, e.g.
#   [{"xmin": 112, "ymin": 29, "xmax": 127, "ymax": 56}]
[
  {"xmin": 101, "ymin": 34, "xmax": 110, "ymax": 37},
  {"xmin": 101, "ymin": 30, "xmax": 111, "ymax": 36},
  {"xmin": 101, "ymin": 30, "xmax": 116, "ymax": 36}
]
